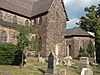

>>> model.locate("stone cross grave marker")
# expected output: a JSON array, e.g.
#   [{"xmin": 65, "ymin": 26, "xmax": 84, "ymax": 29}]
[{"xmin": 59, "ymin": 69, "xmax": 66, "ymax": 75}]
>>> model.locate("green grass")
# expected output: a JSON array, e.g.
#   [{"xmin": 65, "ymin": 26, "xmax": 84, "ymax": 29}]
[
  {"xmin": 0, "ymin": 57, "xmax": 100, "ymax": 75},
  {"xmin": 0, "ymin": 57, "xmax": 47, "ymax": 75}
]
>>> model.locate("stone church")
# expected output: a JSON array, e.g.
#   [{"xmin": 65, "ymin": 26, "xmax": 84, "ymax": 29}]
[{"xmin": 0, "ymin": 0, "xmax": 68, "ymax": 57}]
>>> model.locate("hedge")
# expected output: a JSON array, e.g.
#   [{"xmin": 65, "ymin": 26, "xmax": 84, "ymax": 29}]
[{"xmin": 0, "ymin": 43, "xmax": 22, "ymax": 65}]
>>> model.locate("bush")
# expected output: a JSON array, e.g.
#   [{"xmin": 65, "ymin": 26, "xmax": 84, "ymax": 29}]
[
  {"xmin": 0, "ymin": 43, "xmax": 22, "ymax": 65},
  {"xmin": 78, "ymin": 52, "xmax": 90, "ymax": 59},
  {"xmin": 87, "ymin": 40, "xmax": 95, "ymax": 57}
]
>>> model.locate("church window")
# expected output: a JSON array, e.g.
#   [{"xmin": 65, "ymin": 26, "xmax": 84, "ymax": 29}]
[
  {"xmin": 0, "ymin": 31, "xmax": 7, "ymax": 43},
  {"xmin": 34, "ymin": 18, "xmax": 37, "ymax": 25},
  {"xmin": 38, "ymin": 37, "xmax": 42, "ymax": 51},
  {"xmin": 13, "ymin": 15, "xmax": 17, "ymax": 23},
  {"xmin": 25, "ymin": 19, "xmax": 29, "ymax": 26},
  {"xmin": 0, "ymin": 11, "xmax": 3, "ymax": 20},
  {"xmin": 79, "ymin": 40, "xmax": 84, "ymax": 53},
  {"xmin": 39, "ymin": 17, "xmax": 42, "ymax": 24}
]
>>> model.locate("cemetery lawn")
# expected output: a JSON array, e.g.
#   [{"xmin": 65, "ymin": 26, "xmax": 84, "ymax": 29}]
[{"xmin": 0, "ymin": 57, "xmax": 100, "ymax": 75}]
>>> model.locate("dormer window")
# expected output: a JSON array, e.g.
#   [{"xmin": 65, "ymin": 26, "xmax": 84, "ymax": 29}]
[
  {"xmin": 25, "ymin": 19, "xmax": 29, "ymax": 26},
  {"xmin": 39, "ymin": 17, "xmax": 42, "ymax": 24},
  {"xmin": 13, "ymin": 15, "xmax": 17, "ymax": 23},
  {"xmin": 0, "ymin": 11, "xmax": 3, "ymax": 20},
  {"xmin": 34, "ymin": 18, "xmax": 37, "ymax": 25}
]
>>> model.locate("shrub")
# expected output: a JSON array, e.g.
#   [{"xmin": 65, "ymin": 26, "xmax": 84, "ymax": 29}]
[
  {"xmin": 78, "ymin": 52, "xmax": 90, "ymax": 59},
  {"xmin": 0, "ymin": 43, "xmax": 22, "ymax": 65},
  {"xmin": 87, "ymin": 40, "xmax": 95, "ymax": 57}
]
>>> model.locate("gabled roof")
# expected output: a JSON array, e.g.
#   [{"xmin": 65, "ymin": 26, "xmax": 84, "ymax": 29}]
[
  {"xmin": 0, "ymin": 0, "xmax": 53, "ymax": 18},
  {"xmin": 65, "ymin": 27, "xmax": 95, "ymax": 38}
]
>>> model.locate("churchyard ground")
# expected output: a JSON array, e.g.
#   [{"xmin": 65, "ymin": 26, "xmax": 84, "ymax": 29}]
[{"xmin": 0, "ymin": 57, "xmax": 100, "ymax": 75}]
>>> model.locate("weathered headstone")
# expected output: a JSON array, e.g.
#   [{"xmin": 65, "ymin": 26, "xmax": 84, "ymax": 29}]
[
  {"xmin": 45, "ymin": 53, "xmax": 55, "ymax": 75},
  {"xmin": 80, "ymin": 57, "xmax": 90, "ymax": 69},
  {"xmin": 55, "ymin": 44, "xmax": 59, "ymax": 65},
  {"xmin": 81, "ymin": 68, "xmax": 93, "ymax": 75},
  {"xmin": 59, "ymin": 69, "xmax": 66, "ymax": 75}
]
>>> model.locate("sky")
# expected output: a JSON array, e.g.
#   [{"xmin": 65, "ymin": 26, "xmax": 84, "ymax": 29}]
[{"xmin": 63, "ymin": 0, "xmax": 100, "ymax": 29}]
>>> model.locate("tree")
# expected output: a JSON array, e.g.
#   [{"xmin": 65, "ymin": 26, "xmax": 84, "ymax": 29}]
[
  {"xmin": 16, "ymin": 25, "xmax": 37, "ymax": 68},
  {"xmin": 77, "ymin": 4, "xmax": 100, "ymax": 63},
  {"xmin": 87, "ymin": 40, "xmax": 95, "ymax": 57}
]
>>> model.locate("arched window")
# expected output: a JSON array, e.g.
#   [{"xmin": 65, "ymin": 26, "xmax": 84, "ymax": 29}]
[
  {"xmin": 79, "ymin": 40, "xmax": 84, "ymax": 53},
  {"xmin": 39, "ymin": 17, "xmax": 42, "ymax": 24},
  {"xmin": 0, "ymin": 31, "xmax": 7, "ymax": 43},
  {"xmin": 39, "ymin": 37, "xmax": 42, "ymax": 51},
  {"xmin": 13, "ymin": 15, "xmax": 17, "ymax": 23},
  {"xmin": 25, "ymin": 19, "xmax": 29, "ymax": 26},
  {"xmin": 69, "ymin": 45, "xmax": 72, "ymax": 56},
  {"xmin": 0, "ymin": 11, "xmax": 3, "ymax": 20}
]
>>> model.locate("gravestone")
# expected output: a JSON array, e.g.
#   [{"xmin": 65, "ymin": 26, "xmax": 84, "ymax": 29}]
[
  {"xmin": 59, "ymin": 69, "xmax": 66, "ymax": 75},
  {"xmin": 81, "ymin": 68, "xmax": 93, "ymax": 75},
  {"xmin": 80, "ymin": 57, "xmax": 90, "ymax": 69},
  {"xmin": 45, "ymin": 53, "xmax": 55, "ymax": 75},
  {"xmin": 55, "ymin": 44, "xmax": 59, "ymax": 65},
  {"xmin": 39, "ymin": 57, "xmax": 45, "ymax": 63}
]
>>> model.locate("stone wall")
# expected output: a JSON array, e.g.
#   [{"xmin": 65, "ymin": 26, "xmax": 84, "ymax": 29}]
[
  {"xmin": 1, "ymin": 10, "xmax": 31, "ymax": 26},
  {"xmin": 0, "ymin": 25, "xmax": 17, "ymax": 44},
  {"xmin": 46, "ymin": 0, "xmax": 67, "ymax": 57}
]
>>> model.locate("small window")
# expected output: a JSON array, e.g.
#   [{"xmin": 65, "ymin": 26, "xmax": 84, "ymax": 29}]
[
  {"xmin": 0, "ymin": 31, "xmax": 7, "ymax": 43},
  {"xmin": 39, "ymin": 17, "xmax": 42, "ymax": 24},
  {"xmin": 13, "ymin": 15, "xmax": 17, "ymax": 23},
  {"xmin": 0, "ymin": 11, "xmax": 3, "ymax": 20},
  {"xmin": 34, "ymin": 18, "xmax": 37, "ymax": 25},
  {"xmin": 25, "ymin": 19, "xmax": 29, "ymax": 26}
]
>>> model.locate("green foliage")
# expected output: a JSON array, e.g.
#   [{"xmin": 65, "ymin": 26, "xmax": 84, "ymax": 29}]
[
  {"xmin": 16, "ymin": 25, "xmax": 31, "ymax": 52},
  {"xmin": 78, "ymin": 52, "xmax": 90, "ymax": 58},
  {"xmin": 77, "ymin": 4, "xmax": 100, "ymax": 63},
  {"xmin": 87, "ymin": 40, "xmax": 95, "ymax": 57},
  {"xmin": 33, "ymin": 34, "xmax": 39, "ymax": 51},
  {"xmin": 0, "ymin": 43, "xmax": 16, "ymax": 65}
]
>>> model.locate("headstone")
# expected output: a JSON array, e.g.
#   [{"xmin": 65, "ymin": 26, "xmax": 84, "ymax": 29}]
[
  {"xmin": 45, "ymin": 53, "xmax": 55, "ymax": 75},
  {"xmin": 39, "ymin": 57, "xmax": 43, "ymax": 62},
  {"xmin": 81, "ymin": 68, "xmax": 93, "ymax": 75},
  {"xmin": 59, "ymin": 69, "xmax": 66, "ymax": 75},
  {"xmin": 55, "ymin": 44, "xmax": 59, "ymax": 56},
  {"xmin": 63, "ymin": 56, "xmax": 72, "ymax": 66},
  {"xmin": 55, "ymin": 44, "xmax": 59, "ymax": 65},
  {"xmin": 80, "ymin": 57, "xmax": 90, "ymax": 69}
]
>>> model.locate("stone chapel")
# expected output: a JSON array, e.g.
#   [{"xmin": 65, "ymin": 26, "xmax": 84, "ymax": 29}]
[{"xmin": 0, "ymin": 0, "xmax": 68, "ymax": 57}]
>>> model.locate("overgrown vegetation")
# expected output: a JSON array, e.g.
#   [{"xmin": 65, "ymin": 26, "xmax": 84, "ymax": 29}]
[
  {"xmin": 77, "ymin": 4, "xmax": 100, "ymax": 63},
  {"xmin": 0, "ymin": 43, "xmax": 20, "ymax": 65},
  {"xmin": 87, "ymin": 40, "xmax": 95, "ymax": 57}
]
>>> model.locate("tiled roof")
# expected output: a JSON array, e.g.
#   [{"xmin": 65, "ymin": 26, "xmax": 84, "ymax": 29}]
[
  {"xmin": 65, "ymin": 27, "xmax": 95, "ymax": 38},
  {"xmin": 0, "ymin": 0, "xmax": 53, "ymax": 18}
]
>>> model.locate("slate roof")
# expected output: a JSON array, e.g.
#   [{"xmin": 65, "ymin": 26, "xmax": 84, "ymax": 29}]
[
  {"xmin": 65, "ymin": 27, "xmax": 95, "ymax": 38},
  {"xmin": 0, "ymin": 0, "xmax": 54, "ymax": 18}
]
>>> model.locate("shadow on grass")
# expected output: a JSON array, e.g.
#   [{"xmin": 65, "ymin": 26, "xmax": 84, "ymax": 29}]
[{"xmin": 38, "ymin": 68, "xmax": 45, "ymax": 74}]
